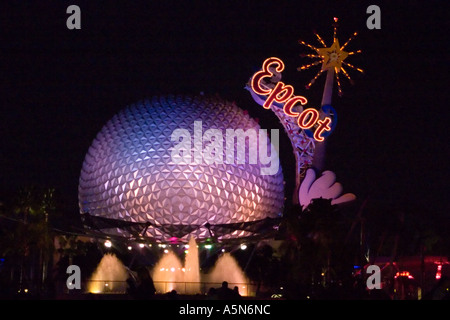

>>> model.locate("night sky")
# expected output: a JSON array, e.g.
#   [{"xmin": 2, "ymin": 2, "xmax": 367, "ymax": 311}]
[{"xmin": 0, "ymin": 1, "xmax": 447, "ymax": 225}]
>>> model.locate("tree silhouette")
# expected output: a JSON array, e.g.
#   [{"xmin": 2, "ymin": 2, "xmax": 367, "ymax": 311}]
[
  {"xmin": 278, "ymin": 198, "xmax": 355, "ymax": 298},
  {"xmin": 0, "ymin": 186, "xmax": 57, "ymax": 295}
]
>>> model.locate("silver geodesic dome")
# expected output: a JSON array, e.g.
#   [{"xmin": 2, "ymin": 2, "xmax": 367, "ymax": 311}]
[{"xmin": 78, "ymin": 95, "xmax": 284, "ymax": 242}]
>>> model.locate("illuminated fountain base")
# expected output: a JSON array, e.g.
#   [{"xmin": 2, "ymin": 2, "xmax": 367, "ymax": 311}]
[
  {"xmin": 152, "ymin": 237, "xmax": 250, "ymax": 296},
  {"xmin": 87, "ymin": 238, "xmax": 251, "ymax": 296},
  {"xmin": 88, "ymin": 253, "xmax": 129, "ymax": 294},
  {"xmin": 152, "ymin": 237, "xmax": 201, "ymax": 294},
  {"xmin": 205, "ymin": 252, "xmax": 249, "ymax": 296}
]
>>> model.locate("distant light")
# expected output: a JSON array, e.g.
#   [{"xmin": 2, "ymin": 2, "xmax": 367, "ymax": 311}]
[
  {"xmin": 127, "ymin": 246, "xmax": 132, "ymax": 250},
  {"xmin": 221, "ymin": 248, "xmax": 225, "ymax": 253},
  {"xmin": 148, "ymin": 243, "xmax": 152, "ymax": 247},
  {"xmin": 170, "ymin": 267, "xmax": 175, "ymax": 272},
  {"xmin": 104, "ymin": 240, "xmax": 112, "ymax": 248},
  {"xmin": 240, "ymin": 244, "xmax": 247, "ymax": 250},
  {"xmin": 395, "ymin": 271, "xmax": 414, "ymax": 279},
  {"xmin": 205, "ymin": 244, "xmax": 212, "ymax": 249},
  {"xmin": 184, "ymin": 250, "xmax": 189, "ymax": 254},
  {"xmin": 436, "ymin": 265, "xmax": 443, "ymax": 280},
  {"xmin": 164, "ymin": 249, "xmax": 169, "ymax": 253},
  {"xmin": 24, "ymin": 288, "xmax": 28, "ymax": 293},
  {"xmin": 184, "ymin": 244, "xmax": 190, "ymax": 249},
  {"xmin": 139, "ymin": 243, "xmax": 145, "ymax": 248}
]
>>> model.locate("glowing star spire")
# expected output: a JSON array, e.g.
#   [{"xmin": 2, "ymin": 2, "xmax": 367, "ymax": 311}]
[
  {"xmin": 298, "ymin": 17, "xmax": 363, "ymax": 97},
  {"xmin": 317, "ymin": 38, "xmax": 348, "ymax": 72}
]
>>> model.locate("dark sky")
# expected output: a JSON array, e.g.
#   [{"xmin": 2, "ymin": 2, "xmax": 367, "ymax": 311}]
[{"xmin": 0, "ymin": 1, "xmax": 448, "ymax": 222}]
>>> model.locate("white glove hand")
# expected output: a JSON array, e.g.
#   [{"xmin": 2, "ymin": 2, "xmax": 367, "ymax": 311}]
[{"xmin": 299, "ymin": 168, "xmax": 356, "ymax": 210}]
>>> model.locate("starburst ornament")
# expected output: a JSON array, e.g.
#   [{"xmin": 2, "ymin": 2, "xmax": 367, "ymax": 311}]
[{"xmin": 298, "ymin": 17, "xmax": 363, "ymax": 96}]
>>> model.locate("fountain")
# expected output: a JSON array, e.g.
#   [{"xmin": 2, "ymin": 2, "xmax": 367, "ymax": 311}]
[
  {"xmin": 151, "ymin": 251, "xmax": 184, "ymax": 293},
  {"xmin": 151, "ymin": 237, "xmax": 200, "ymax": 294},
  {"xmin": 206, "ymin": 253, "xmax": 249, "ymax": 296},
  {"xmin": 183, "ymin": 237, "xmax": 201, "ymax": 294},
  {"xmin": 150, "ymin": 237, "xmax": 250, "ymax": 296},
  {"xmin": 88, "ymin": 253, "xmax": 129, "ymax": 294},
  {"xmin": 87, "ymin": 238, "xmax": 251, "ymax": 296}
]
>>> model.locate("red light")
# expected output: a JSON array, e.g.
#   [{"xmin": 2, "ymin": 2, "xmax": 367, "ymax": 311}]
[
  {"xmin": 395, "ymin": 271, "xmax": 414, "ymax": 279},
  {"xmin": 436, "ymin": 265, "xmax": 443, "ymax": 280},
  {"xmin": 169, "ymin": 236, "xmax": 178, "ymax": 244}
]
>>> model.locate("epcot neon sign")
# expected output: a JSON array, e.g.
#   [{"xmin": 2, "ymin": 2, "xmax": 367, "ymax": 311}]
[{"xmin": 250, "ymin": 57, "xmax": 334, "ymax": 142}]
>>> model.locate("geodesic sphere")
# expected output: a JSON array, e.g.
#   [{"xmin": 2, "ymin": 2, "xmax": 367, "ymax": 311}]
[{"xmin": 78, "ymin": 95, "xmax": 284, "ymax": 241}]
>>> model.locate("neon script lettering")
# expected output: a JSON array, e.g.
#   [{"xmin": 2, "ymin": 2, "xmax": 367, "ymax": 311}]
[{"xmin": 251, "ymin": 57, "xmax": 332, "ymax": 142}]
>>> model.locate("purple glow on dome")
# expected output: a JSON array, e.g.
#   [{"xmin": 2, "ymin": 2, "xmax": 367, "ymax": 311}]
[{"xmin": 78, "ymin": 95, "xmax": 284, "ymax": 241}]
